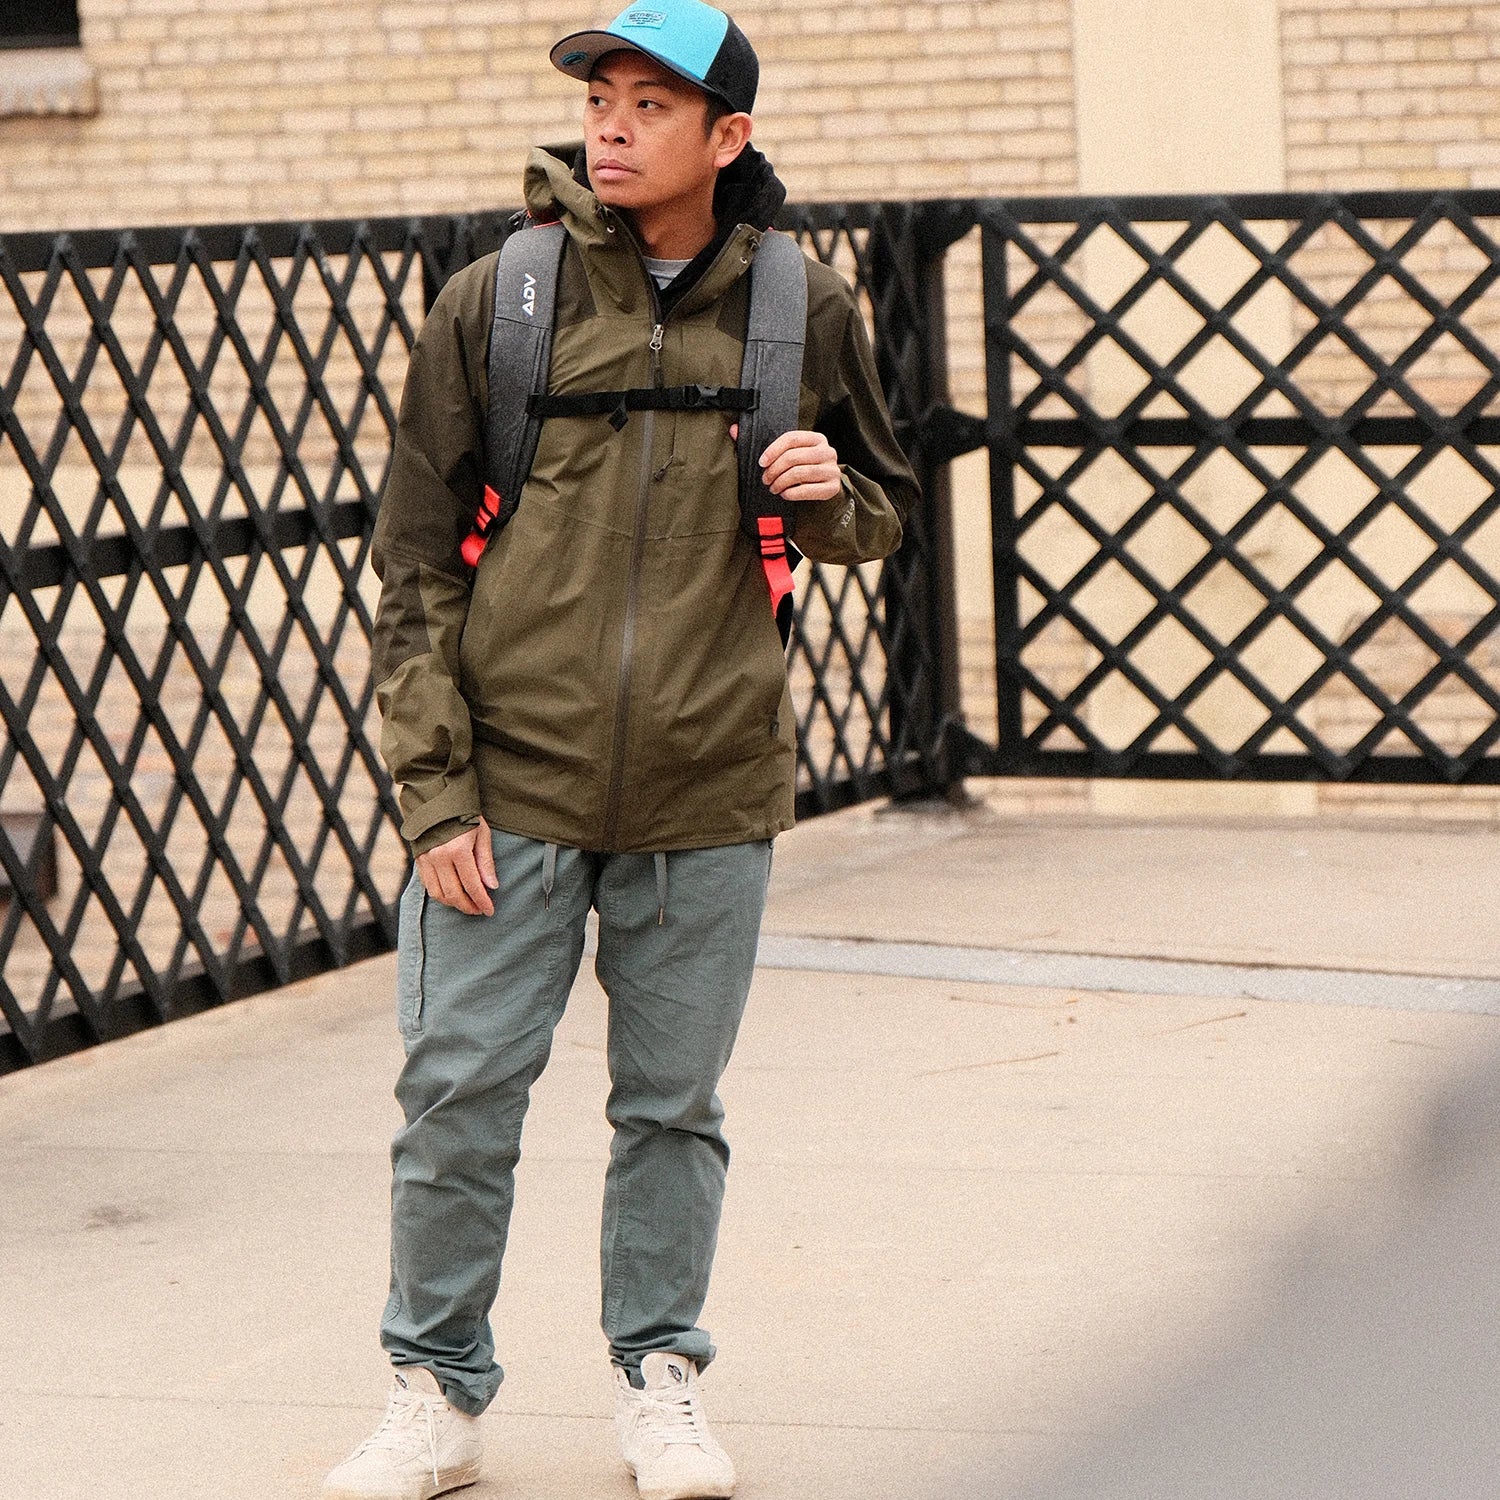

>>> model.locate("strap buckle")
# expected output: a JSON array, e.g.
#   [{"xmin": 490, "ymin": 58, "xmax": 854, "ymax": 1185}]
[
  {"xmin": 460, "ymin": 484, "xmax": 504, "ymax": 568},
  {"xmin": 756, "ymin": 514, "xmax": 796, "ymax": 647}
]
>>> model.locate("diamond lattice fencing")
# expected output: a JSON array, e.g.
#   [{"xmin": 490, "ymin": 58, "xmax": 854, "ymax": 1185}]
[
  {"xmin": 952, "ymin": 190, "xmax": 1500, "ymax": 786},
  {"xmin": 0, "ymin": 203, "xmax": 955, "ymax": 1071}
]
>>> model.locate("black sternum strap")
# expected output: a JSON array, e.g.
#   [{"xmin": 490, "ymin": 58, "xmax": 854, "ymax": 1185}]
[{"xmin": 528, "ymin": 384, "xmax": 759, "ymax": 432}]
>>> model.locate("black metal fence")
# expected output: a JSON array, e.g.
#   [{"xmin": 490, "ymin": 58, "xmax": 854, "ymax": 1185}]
[
  {"xmin": 0, "ymin": 202, "xmax": 955, "ymax": 1071},
  {"xmin": 8, "ymin": 187, "xmax": 1500, "ymax": 1071},
  {"xmin": 958, "ymin": 190, "xmax": 1500, "ymax": 785}
]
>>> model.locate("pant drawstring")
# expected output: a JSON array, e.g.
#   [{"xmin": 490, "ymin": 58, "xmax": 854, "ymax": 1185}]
[
  {"xmin": 654, "ymin": 851, "xmax": 668, "ymax": 926},
  {"xmin": 542, "ymin": 842, "xmax": 557, "ymax": 910}
]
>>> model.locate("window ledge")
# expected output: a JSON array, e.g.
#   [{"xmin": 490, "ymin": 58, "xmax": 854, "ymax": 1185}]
[{"xmin": 0, "ymin": 47, "xmax": 96, "ymax": 119}]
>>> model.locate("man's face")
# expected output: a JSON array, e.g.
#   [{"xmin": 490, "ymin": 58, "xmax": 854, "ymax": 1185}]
[{"xmin": 583, "ymin": 51, "xmax": 745, "ymax": 220}]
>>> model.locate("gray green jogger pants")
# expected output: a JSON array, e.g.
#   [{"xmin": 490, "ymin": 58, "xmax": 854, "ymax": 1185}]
[{"xmin": 379, "ymin": 828, "xmax": 772, "ymax": 1416}]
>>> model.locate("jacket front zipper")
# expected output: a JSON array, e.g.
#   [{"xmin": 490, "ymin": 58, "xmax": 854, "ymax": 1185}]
[
  {"xmin": 599, "ymin": 285, "xmax": 666, "ymax": 850},
  {"xmin": 596, "ymin": 220, "xmax": 761, "ymax": 849}
]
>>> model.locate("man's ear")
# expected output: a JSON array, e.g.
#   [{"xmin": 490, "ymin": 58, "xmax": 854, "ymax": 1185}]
[{"xmin": 713, "ymin": 112, "xmax": 753, "ymax": 171}]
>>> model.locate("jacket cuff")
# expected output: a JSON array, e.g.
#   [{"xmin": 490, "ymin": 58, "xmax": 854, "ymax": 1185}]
[
  {"xmin": 399, "ymin": 773, "xmax": 482, "ymax": 848},
  {"xmin": 787, "ymin": 485, "xmax": 857, "ymax": 548},
  {"xmin": 409, "ymin": 815, "xmax": 482, "ymax": 858}
]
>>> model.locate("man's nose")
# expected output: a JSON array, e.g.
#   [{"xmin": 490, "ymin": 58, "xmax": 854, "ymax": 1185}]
[{"xmin": 598, "ymin": 106, "xmax": 630, "ymax": 143}]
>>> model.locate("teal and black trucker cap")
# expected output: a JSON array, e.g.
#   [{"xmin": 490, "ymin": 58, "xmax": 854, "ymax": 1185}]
[{"xmin": 551, "ymin": 0, "xmax": 759, "ymax": 116}]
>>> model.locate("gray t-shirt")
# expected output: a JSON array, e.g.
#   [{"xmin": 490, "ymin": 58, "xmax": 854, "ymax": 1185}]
[{"xmin": 643, "ymin": 256, "xmax": 691, "ymax": 289}]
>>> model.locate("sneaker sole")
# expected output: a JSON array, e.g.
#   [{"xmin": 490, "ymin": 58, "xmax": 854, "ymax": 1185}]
[
  {"xmin": 622, "ymin": 1458, "xmax": 735, "ymax": 1500},
  {"xmin": 322, "ymin": 1460, "xmax": 482, "ymax": 1500}
]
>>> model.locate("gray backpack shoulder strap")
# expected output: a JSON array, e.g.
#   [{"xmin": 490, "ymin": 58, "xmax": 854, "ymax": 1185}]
[
  {"xmin": 483, "ymin": 221, "xmax": 568, "ymax": 531},
  {"xmin": 736, "ymin": 229, "xmax": 809, "ymax": 535}
]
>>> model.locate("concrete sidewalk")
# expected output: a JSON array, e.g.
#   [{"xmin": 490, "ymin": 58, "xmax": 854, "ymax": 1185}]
[{"xmin": 4, "ymin": 794, "xmax": 1499, "ymax": 1499}]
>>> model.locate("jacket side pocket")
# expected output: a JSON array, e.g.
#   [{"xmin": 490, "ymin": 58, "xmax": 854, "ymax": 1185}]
[{"xmin": 395, "ymin": 877, "xmax": 428, "ymax": 1039}]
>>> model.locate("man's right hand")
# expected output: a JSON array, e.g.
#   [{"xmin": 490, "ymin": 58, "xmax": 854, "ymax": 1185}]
[{"xmin": 415, "ymin": 816, "xmax": 498, "ymax": 916}]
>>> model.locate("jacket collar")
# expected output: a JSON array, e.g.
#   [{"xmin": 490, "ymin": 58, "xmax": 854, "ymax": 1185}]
[{"xmin": 522, "ymin": 142, "xmax": 788, "ymax": 320}]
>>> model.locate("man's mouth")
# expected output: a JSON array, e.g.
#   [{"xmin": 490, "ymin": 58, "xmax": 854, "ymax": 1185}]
[{"xmin": 594, "ymin": 159, "xmax": 635, "ymax": 179}]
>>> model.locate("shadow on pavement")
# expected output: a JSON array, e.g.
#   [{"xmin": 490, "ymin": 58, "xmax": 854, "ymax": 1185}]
[{"xmin": 983, "ymin": 1042, "xmax": 1500, "ymax": 1499}]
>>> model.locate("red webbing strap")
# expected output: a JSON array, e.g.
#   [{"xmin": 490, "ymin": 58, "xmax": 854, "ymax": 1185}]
[
  {"xmin": 460, "ymin": 484, "xmax": 503, "ymax": 568},
  {"xmin": 757, "ymin": 515, "xmax": 796, "ymax": 643}
]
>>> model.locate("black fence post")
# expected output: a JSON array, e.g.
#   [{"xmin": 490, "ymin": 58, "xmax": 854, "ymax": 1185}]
[
  {"xmin": 980, "ymin": 202, "xmax": 1026, "ymax": 774},
  {"xmin": 872, "ymin": 198, "xmax": 980, "ymax": 802},
  {"xmin": 914, "ymin": 200, "xmax": 982, "ymax": 803}
]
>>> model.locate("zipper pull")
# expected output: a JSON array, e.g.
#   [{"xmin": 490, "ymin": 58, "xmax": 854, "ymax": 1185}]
[{"xmin": 649, "ymin": 324, "xmax": 664, "ymax": 354}]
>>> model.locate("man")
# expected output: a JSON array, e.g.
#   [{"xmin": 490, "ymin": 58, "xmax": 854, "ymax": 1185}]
[{"xmin": 324, "ymin": 2, "xmax": 917, "ymax": 1497}]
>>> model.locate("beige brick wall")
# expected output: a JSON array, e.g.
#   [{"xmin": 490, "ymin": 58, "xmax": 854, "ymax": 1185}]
[
  {"xmin": 0, "ymin": 0, "xmax": 1076, "ymax": 231},
  {"xmin": 1283, "ymin": 0, "xmax": 1500, "ymax": 190},
  {"xmin": 1277, "ymin": 2, "xmax": 1500, "ymax": 821}
]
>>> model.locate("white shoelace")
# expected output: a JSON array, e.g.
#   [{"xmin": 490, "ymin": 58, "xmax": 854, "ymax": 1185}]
[
  {"xmin": 634, "ymin": 1381, "xmax": 710, "ymax": 1447},
  {"xmin": 355, "ymin": 1382, "xmax": 445, "ymax": 1485}
]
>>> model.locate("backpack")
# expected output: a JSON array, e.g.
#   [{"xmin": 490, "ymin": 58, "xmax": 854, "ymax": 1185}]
[{"xmin": 459, "ymin": 219, "xmax": 810, "ymax": 642}]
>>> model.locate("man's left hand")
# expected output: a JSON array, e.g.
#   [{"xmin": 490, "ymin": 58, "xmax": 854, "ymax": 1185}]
[{"xmin": 757, "ymin": 430, "xmax": 843, "ymax": 504}]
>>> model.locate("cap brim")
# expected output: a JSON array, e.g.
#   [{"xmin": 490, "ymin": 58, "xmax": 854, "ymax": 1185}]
[{"xmin": 550, "ymin": 30, "xmax": 726, "ymax": 104}]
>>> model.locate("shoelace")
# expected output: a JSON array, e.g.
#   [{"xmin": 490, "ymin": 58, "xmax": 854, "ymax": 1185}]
[
  {"xmin": 634, "ymin": 1381, "xmax": 710, "ymax": 1447},
  {"xmin": 355, "ymin": 1383, "xmax": 445, "ymax": 1486}
]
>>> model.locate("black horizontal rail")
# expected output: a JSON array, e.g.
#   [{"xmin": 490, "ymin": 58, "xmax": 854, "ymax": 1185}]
[
  {"xmin": 978, "ymin": 186, "xmax": 1500, "ymax": 222},
  {"xmin": 0, "ymin": 200, "xmax": 889, "ymax": 277},
  {"xmin": 1011, "ymin": 416, "xmax": 1500, "ymax": 449},
  {"xmin": 11, "ymin": 500, "xmax": 373, "ymax": 590},
  {"xmin": 948, "ymin": 727, "xmax": 1500, "ymax": 786},
  {"xmin": 0, "ymin": 214, "xmax": 485, "ymax": 274}
]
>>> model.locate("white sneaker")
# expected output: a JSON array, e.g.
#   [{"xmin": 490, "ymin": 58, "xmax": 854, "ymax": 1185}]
[
  {"xmin": 614, "ymin": 1351, "xmax": 736, "ymax": 1500},
  {"xmin": 322, "ymin": 1366, "xmax": 483, "ymax": 1500}
]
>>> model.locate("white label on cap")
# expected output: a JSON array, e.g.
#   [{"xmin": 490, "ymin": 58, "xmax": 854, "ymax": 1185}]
[{"xmin": 625, "ymin": 10, "xmax": 667, "ymax": 25}]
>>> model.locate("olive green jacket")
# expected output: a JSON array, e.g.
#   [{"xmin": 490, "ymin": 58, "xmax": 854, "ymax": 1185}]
[{"xmin": 372, "ymin": 144, "xmax": 918, "ymax": 856}]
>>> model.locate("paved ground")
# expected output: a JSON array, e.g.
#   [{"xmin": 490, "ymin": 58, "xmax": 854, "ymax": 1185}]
[{"xmin": 4, "ymin": 790, "xmax": 1499, "ymax": 1499}]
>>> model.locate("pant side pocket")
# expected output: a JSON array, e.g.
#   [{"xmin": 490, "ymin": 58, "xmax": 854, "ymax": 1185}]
[{"xmin": 395, "ymin": 880, "xmax": 428, "ymax": 1038}]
